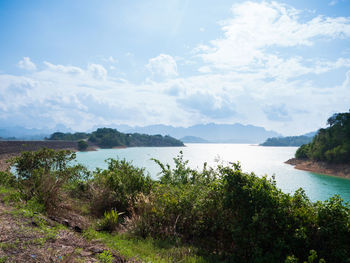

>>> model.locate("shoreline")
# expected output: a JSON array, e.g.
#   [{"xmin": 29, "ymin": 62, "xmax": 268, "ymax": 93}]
[{"xmin": 285, "ymin": 158, "xmax": 350, "ymax": 179}]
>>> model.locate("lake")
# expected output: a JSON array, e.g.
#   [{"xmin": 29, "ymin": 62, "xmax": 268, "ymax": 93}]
[{"xmin": 75, "ymin": 143, "xmax": 350, "ymax": 202}]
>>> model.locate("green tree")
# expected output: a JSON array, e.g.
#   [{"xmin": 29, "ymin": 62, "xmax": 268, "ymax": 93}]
[{"xmin": 77, "ymin": 140, "xmax": 89, "ymax": 151}]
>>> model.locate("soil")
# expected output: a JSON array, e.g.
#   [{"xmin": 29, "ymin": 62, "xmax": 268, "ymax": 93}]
[
  {"xmin": 285, "ymin": 158, "xmax": 350, "ymax": 178},
  {"xmin": 0, "ymin": 153, "xmax": 18, "ymax": 172},
  {"xmin": 0, "ymin": 200, "xmax": 137, "ymax": 262}
]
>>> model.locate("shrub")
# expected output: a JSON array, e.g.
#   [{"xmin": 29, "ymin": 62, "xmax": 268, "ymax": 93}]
[
  {"xmin": 0, "ymin": 171, "xmax": 16, "ymax": 187},
  {"xmin": 97, "ymin": 208, "xmax": 123, "ymax": 232},
  {"xmin": 77, "ymin": 140, "xmax": 89, "ymax": 151},
  {"xmin": 9, "ymin": 148, "xmax": 89, "ymax": 213},
  {"xmin": 97, "ymin": 250, "xmax": 113, "ymax": 263},
  {"xmin": 91, "ymin": 158, "xmax": 152, "ymax": 216},
  {"xmin": 129, "ymin": 153, "xmax": 350, "ymax": 262}
]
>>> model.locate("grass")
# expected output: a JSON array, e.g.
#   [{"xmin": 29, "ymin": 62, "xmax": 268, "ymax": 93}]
[
  {"xmin": 83, "ymin": 228, "xmax": 208, "ymax": 263},
  {"xmin": 0, "ymin": 186, "xmax": 21, "ymax": 204}
]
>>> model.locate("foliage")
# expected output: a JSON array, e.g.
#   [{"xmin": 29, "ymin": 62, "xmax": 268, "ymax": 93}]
[
  {"xmin": 97, "ymin": 208, "xmax": 123, "ymax": 232},
  {"xmin": 261, "ymin": 135, "xmax": 314, "ymax": 147},
  {"xmin": 295, "ymin": 110, "xmax": 350, "ymax": 163},
  {"xmin": 47, "ymin": 131, "xmax": 89, "ymax": 141},
  {"xmin": 91, "ymin": 158, "xmax": 153, "ymax": 216},
  {"xmin": 0, "ymin": 171, "xmax": 16, "ymax": 187},
  {"xmin": 97, "ymin": 250, "xmax": 113, "ymax": 263},
  {"xmin": 48, "ymin": 127, "xmax": 184, "ymax": 148},
  {"xmin": 3, "ymin": 148, "xmax": 350, "ymax": 262},
  {"xmin": 89, "ymin": 128, "xmax": 184, "ymax": 148},
  {"xmin": 77, "ymin": 140, "xmax": 89, "ymax": 151},
  {"xmin": 11, "ymin": 148, "xmax": 76, "ymax": 179},
  {"xmin": 295, "ymin": 144, "xmax": 311, "ymax": 159},
  {"xmin": 9, "ymin": 148, "xmax": 89, "ymax": 213},
  {"xmin": 130, "ymin": 152, "xmax": 350, "ymax": 262}
]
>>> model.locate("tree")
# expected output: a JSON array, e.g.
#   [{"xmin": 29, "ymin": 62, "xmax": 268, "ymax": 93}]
[{"xmin": 78, "ymin": 140, "xmax": 89, "ymax": 151}]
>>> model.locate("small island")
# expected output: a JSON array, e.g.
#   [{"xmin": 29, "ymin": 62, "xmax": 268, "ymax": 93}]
[
  {"xmin": 286, "ymin": 111, "xmax": 350, "ymax": 178},
  {"xmin": 47, "ymin": 127, "xmax": 184, "ymax": 149}
]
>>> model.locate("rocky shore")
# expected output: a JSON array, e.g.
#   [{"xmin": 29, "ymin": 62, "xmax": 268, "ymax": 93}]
[{"xmin": 286, "ymin": 158, "xmax": 350, "ymax": 178}]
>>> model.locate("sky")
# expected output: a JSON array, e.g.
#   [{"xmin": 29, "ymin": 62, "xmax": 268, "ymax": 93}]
[{"xmin": 1, "ymin": 0, "xmax": 350, "ymax": 135}]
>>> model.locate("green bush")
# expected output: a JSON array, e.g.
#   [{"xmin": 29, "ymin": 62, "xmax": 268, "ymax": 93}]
[
  {"xmin": 97, "ymin": 250, "xmax": 113, "ymax": 263},
  {"xmin": 0, "ymin": 171, "xmax": 16, "ymax": 187},
  {"xmin": 130, "ymin": 153, "xmax": 350, "ymax": 262},
  {"xmin": 4, "ymin": 149, "xmax": 350, "ymax": 262},
  {"xmin": 97, "ymin": 208, "xmax": 123, "ymax": 232},
  {"xmin": 9, "ymin": 148, "xmax": 89, "ymax": 213},
  {"xmin": 91, "ymin": 158, "xmax": 153, "ymax": 216},
  {"xmin": 77, "ymin": 140, "xmax": 89, "ymax": 151}
]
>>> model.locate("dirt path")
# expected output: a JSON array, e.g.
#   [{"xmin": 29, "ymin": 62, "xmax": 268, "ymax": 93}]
[{"xmin": 0, "ymin": 201, "xmax": 132, "ymax": 262}]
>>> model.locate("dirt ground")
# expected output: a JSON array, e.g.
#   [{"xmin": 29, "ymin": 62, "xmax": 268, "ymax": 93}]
[
  {"xmin": 0, "ymin": 154, "xmax": 18, "ymax": 172},
  {"xmin": 0, "ymin": 201, "xmax": 134, "ymax": 263}
]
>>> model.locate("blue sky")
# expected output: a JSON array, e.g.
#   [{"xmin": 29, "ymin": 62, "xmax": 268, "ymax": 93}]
[{"xmin": 1, "ymin": 0, "xmax": 350, "ymax": 135}]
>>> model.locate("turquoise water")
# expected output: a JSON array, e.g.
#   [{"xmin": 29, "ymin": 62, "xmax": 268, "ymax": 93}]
[{"xmin": 74, "ymin": 143, "xmax": 350, "ymax": 202}]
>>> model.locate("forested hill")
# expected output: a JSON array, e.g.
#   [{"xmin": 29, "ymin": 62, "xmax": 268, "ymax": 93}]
[
  {"xmin": 295, "ymin": 110, "xmax": 350, "ymax": 163},
  {"xmin": 47, "ymin": 128, "xmax": 184, "ymax": 148},
  {"xmin": 260, "ymin": 135, "xmax": 314, "ymax": 146}
]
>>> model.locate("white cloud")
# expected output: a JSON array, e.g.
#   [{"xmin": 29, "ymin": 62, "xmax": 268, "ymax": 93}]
[
  {"xmin": 88, "ymin": 64, "xmax": 108, "ymax": 80},
  {"xmin": 196, "ymin": 1, "xmax": 350, "ymax": 70},
  {"xmin": 18, "ymin": 57, "xmax": 37, "ymax": 71},
  {"xmin": 198, "ymin": 66, "xmax": 212, "ymax": 73},
  {"xmin": 102, "ymin": 56, "xmax": 118, "ymax": 64},
  {"xmin": 146, "ymin": 54, "xmax": 178, "ymax": 78},
  {"xmin": 44, "ymin": 61, "xmax": 84, "ymax": 75},
  {"xmin": 1, "ymin": 58, "xmax": 350, "ymax": 134},
  {"xmin": 3, "ymin": 2, "xmax": 350, "ymax": 135}
]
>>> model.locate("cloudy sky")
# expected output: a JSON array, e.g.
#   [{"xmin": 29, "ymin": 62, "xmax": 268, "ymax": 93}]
[{"xmin": 1, "ymin": 0, "xmax": 350, "ymax": 135}]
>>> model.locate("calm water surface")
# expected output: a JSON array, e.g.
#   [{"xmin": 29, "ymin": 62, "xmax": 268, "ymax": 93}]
[{"xmin": 75, "ymin": 143, "xmax": 350, "ymax": 202}]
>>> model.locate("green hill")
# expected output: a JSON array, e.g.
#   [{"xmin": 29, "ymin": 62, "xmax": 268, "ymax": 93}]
[
  {"xmin": 260, "ymin": 135, "xmax": 314, "ymax": 146},
  {"xmin": 47, "ymin": 128, "xmax": 184, "ymax": 148},
  {"xmin": 295, "ymin": 110, "xmax": 350, "ymax": 163}
]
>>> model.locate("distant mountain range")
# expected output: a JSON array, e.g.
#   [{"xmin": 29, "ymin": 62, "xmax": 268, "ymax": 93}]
[
  {"xmin": 0, "ymin": 126, "xmax": 49, "ymax": 140},
  {"xmin": 0, "ymin": 123, "xmax": 281, "ymax": 144},
  {"xmin": 116, "ymin": 123, "xmax": 281, "ymax": 144},
  {"xmin": 0, "ymin": 125, "xmax": 72, "ymax": 140}
]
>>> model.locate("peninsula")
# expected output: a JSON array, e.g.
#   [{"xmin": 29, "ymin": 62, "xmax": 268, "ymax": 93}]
[{"xmin": 286, "ymin": 110, "xmax": 350, "ymax": 178}]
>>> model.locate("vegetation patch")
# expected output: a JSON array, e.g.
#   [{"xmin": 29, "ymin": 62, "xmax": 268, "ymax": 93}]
[
  {"xmin": 2, "ymin": 148, "xmax": 350, "ymax": 262},
  {"xmin": 48, "ymin": 127, "xmax": 184, "ymax": 148},
  {"xmin": 295, "ymin": 110, "xmax": 350, "ymax": 164}
]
